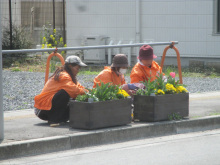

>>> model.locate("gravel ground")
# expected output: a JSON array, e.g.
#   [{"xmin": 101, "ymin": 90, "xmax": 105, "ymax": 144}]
[{"xmin": 2, "ymin": 70, "xmax": 220, "ymax": 111}]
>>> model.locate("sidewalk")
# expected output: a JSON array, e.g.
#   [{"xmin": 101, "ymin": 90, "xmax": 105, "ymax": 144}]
[{"xmin": 1, "ymin": 91, "xmax": 220, "ymax": 160}]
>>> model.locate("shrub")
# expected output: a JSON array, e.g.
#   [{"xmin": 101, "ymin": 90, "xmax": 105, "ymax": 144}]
[
  {"xmin": 40, "ymin": 25, "xmax": 66, "ymax": 55},
  {"xmin": 2, "ymin": 24, "xmax": 33, "ymax": 66},
  {"xmin": 40, "ymin": 25, "xmax": 67, "ymax": 73}
]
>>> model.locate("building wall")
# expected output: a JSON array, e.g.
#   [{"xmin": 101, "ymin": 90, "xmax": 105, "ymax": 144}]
[
  {"xmin": 66, "ymin": 0, "xmax": 220, "ymax": 66},
  {"xmin": 66, "ymin": 0, "xmax": 136, "ymax": 46}
]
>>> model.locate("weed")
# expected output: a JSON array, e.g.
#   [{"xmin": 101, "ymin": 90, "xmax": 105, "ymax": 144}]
[
  {"xmin": 191, "ymin": 116, "xmax": 203, "ymax": 119},
  {"xmin": 209, "ymin": 112, "xmax": 220, "ymax": 116},
  {"xmin": 168, "ymin": 113, "xmax": 182, "ymax": 121},
  {"xmin": 11, "ymin": 68, "xmax": 21, "ymax": 72}
]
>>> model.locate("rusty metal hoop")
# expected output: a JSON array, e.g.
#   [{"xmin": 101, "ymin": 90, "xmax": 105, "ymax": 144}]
[
  {"xmin": 45, "ymin": 51, "xmax": 65, "ymax": 84},
  {"xmin": 160, "ymin": 42, "xmax": 183, "ymax": 84}
]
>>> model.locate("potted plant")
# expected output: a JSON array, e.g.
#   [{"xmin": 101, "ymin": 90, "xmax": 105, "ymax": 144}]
[
  {"xmin": 134, "ymin": 72, "xmax": 189, "ymax": 122},
  {"xmin": 69, "ymin": 82, "xmax": 132, "ymax": 130}
]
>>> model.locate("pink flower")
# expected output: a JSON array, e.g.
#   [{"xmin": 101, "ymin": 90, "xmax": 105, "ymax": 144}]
[{"xmin": 170, "ymin": 72, "xmax": 175, "ymax": 78}]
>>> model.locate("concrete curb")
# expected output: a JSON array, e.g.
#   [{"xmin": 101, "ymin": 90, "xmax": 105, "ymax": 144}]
[{"xmin": 1, "ymin": 115, "xmax": 220, "ymax": 160}]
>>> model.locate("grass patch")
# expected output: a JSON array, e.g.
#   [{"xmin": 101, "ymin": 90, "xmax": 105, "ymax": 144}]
[
  {"xmin": 78, "ymin": 70, "xmax": 100, "ymax": 75},
  {"xmin": 163, "ymin": 66, "xmax": 220, "ymax": 78},
  {"xmin": 209, "ymin": 112, "xmax": 220, "ymax": 116},
  {"xmin": 3, "ymin": 57, "xmax": 220, "ymax": 78},
  {"xmin": 191, "ymin": 115, "xmax": 203, "ymax": 119},
  {"xmin": 11, "ymin": 67, "xmax": 21, "ymax": 72}
]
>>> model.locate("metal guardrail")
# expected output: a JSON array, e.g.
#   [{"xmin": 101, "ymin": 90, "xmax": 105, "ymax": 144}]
[
  {"xmin": 0, "ymin": 41, "xmax": 179, "ymax": 141},
  {"xmin": 2, "ymin": 42, "xmax": 178, "ymax": 54},
  {"xmin": 2, "ymin": 41, "xmax": 178, "ymax": 66}
]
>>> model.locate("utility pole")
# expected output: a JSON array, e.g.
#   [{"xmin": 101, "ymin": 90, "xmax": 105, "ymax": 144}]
[
  {"xmin": 9, "ymin": 0, "xmax": 12, "ymax": 49},
  {"xmin": 0, "ymin": 0, "xmax": 4, "ymax": 141},
  {"xmin": 53, "ymin": 0, "xmax": 55, "ymax": 30},
  {"xmin": 63, "ymin": 0, "xmax": 66, "ymax": 44}
]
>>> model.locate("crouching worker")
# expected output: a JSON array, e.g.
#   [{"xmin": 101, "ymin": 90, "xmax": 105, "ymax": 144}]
[
  {"xmin": 93, "ymin": 54, "xmax": 143, "ymax": 95},
  {"xmin": 93, "ymin": 54, "xmax": 129, "ymax": 88},
  {"xmin": 130, "ymin": 45, "xmax": 163, "ymax": 83},
  {"xmin": 34, "ymin": 55, "xmax": 87, "ymax": 124}
]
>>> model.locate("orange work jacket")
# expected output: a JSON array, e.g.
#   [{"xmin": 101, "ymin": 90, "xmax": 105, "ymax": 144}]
[
  {"xmin": 93, "ymin": 66, "xmax": 126, "ymax": 88},
  {"xmin": 34, "ymin": 71, "xmax": 86, "ymax": 110},
  {"xmin": 130, "ymin": 61, "xmax": 162, "ymax": 83}
]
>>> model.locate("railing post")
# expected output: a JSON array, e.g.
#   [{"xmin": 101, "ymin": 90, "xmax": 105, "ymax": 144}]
[
  {"xmin": 128, "ymin": 41, "xmax": 133, "ymax": 66},
  {"xmin": 116, "ymin": 40, "xmax": 122, "ymax": 54},
  {"xmin": 108, "ymin": 40, "xmax": 114, "ymax": 65},
  {"xmin": 161, "ymin": 42, "xmax": 183, "ymax": 84},
  {"xmin": 0, "ymin": 4, "xmax": 4, "ymax": 142},
  {"xmin": 45, "ymin": 52, "xmax": 65, "ymax": 84}
]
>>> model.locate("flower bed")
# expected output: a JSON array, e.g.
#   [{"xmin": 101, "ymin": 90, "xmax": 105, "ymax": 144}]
[
  {"xmin": 69, "ymin": 83, "xmax": 132, "ymax": 130},
  {"xmin": 134, "ymin": 93, "xmax": 189, "ymax": 122},
  {"xmin": 134, "ymin": 72, "xmax": 189, "ymax": 122}
]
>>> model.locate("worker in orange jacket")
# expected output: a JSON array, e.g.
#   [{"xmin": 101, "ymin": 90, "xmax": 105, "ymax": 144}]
[
  {"xmin": 93, "ymin": 54, "xmax": 128, "ymax": 88},
  {"xmin": 130, "ymin": 45, "xmax": 163, "ymax": 83},
  {"xmin": 93, "ymin": 54, "xmax": 145, "ymax": 95},
  {"xmin": 34, "ymin": 55, "xmax": 87, "ymax": 124}
]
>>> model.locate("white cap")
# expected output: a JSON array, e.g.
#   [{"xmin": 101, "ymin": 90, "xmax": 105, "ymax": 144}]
[{"xmin": 65, "ymin": 55, "xmax": 87, "ymax": 67}]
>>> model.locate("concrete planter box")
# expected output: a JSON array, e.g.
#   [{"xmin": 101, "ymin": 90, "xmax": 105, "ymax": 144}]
[
  {"xmin": 69, "ymin": 98, "xmax": 132, "ymax": 130},
  {"xmin": 134, "ymin": 93, "xmax": 189, "ymax": 122}
]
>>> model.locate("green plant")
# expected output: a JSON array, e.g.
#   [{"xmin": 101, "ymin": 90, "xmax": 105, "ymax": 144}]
[
  {"xmin": 135, "ymin": 72, "xmax": 188, "ymax": 96},
  {"xmin": 209, "ymin": 112, "xmax": 220, "ymax": 116},
  {"xmin": 2, "ymin": 24, "xmax": 33, "ymax": 67},
  {"xmin": 163, "ymin": 66, "xmax": 178, "ymax": 76},
  {"xmin": 2, "ymin": 24, "xmax": 33, "ymax": 51},
  {"xmin": 40, "ymin": 24, "xmax": 66, "ymax": 56},
  {"xmin": 50, "ymin": 60, "xmax": 57, "ymax": 73},
  {"xmin": 168, "ymin": 113, "xmax": 182, "ymax": 120},
  {"xmin": 11, "ymin": 68, "xmax": 21, "ymax": 72},
  {"xmin": 136, "ymin": 79, "xmax": 156, "ymax": 96},
  {"xmin": 76, "ymin": 82, "xmax": 129, "ymax": 102},
  {"xmin": 78, "ymin": 71, "xmax": 100, "ymax": 75}
]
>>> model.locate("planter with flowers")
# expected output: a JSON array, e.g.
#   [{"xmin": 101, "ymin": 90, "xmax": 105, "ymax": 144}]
[
  {"xmin": 69, "ymin": 82, "xmax": 132, "ymax": 130},
  {"xmin": 134, "ymin": 72, "xmax": 189, "ymax": 122}
]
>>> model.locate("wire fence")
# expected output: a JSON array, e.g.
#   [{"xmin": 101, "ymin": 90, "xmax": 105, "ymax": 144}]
[{"xmin": 1, "ymin": 0, "xmax": 66, "ymax": 49}]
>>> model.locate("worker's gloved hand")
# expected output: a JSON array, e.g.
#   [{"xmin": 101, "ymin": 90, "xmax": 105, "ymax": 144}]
[{"xmin": 127, "ymin": 83, "xmax": 138, "ymax": 90}]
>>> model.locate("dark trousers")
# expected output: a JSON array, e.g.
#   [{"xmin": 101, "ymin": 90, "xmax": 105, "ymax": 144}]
[{"xmin": 35, "ymin": 89, "xmax": 70, "ymax": 123}]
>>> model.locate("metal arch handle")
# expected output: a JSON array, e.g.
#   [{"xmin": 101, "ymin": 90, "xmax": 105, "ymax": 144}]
[
  {"xmin": 45, "ymin": 52, "xmax": 65, "ymax": 84},
  {"xmin": 160, "ymin": 42, "xmax": 183, "ymax": 84}
]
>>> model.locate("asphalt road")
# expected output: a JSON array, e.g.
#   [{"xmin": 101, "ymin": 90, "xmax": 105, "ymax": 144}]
[{"xmin": 2, "ymin": 129, "xmax": 220, "ymax": 165}]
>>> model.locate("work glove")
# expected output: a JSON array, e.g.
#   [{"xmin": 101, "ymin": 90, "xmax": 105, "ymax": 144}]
[{"xmin": 127, "ymin": 83, "xmax": 138, "ymax": 90}]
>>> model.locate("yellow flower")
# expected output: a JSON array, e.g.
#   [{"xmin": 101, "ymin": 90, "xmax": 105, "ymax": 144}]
[
  {"xmin": 53, "ymin": 29, "xmax": 56, "ymax": 34},
  {"xmin": 55, "ymin": 41, "xmax": 57, "ymax": 45},
  {"xmin": 64, "ymin": 44, "xmax": 67, "ymax": 47},
  {"xmin": 43, "ymin": 37, "xmax": 46, "ymax": 42},
  {"xmin": 176, "ymin": 86, "xmax": 188, "ymax": 93},
  {"xmin": 156, "ymin": 89, "xmax": 165, "ymax": 95},
  {"xmin": 53, "ymin": 37, "xmax": 55, "ymax": 41},
  {"xmin": 50, "ymin": 35, "xmax": 53, "ymax": 39},
  {"xmin": 48, "ymin": 44, "xmax": 52, "ymax": 48},
  {"xmin": 166, "ymin": 83, "xmax": 176, "ymax": 93},
  {"xmin": 41, "ymin": 44, "xmax": 45, "ymax": 48},
  {"xmin": 117, "ymin": 89, "xmax": 130, "ymax": 97},
  {"xmin": 60, "ymin": 37, "xmax": 63, "ymax": 42}
]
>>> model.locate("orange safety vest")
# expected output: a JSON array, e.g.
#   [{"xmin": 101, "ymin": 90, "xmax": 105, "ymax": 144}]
[
  {"xmin": 130, "ymin": 61, "xmax": 162, "ymax": 83},
  {"xmin": 93, "ymin": 66, "xmax": 126, "ymax": 88},
  {"xmin": 34, "ymin": 71, "xmax": 86, "ymax": 110}
]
